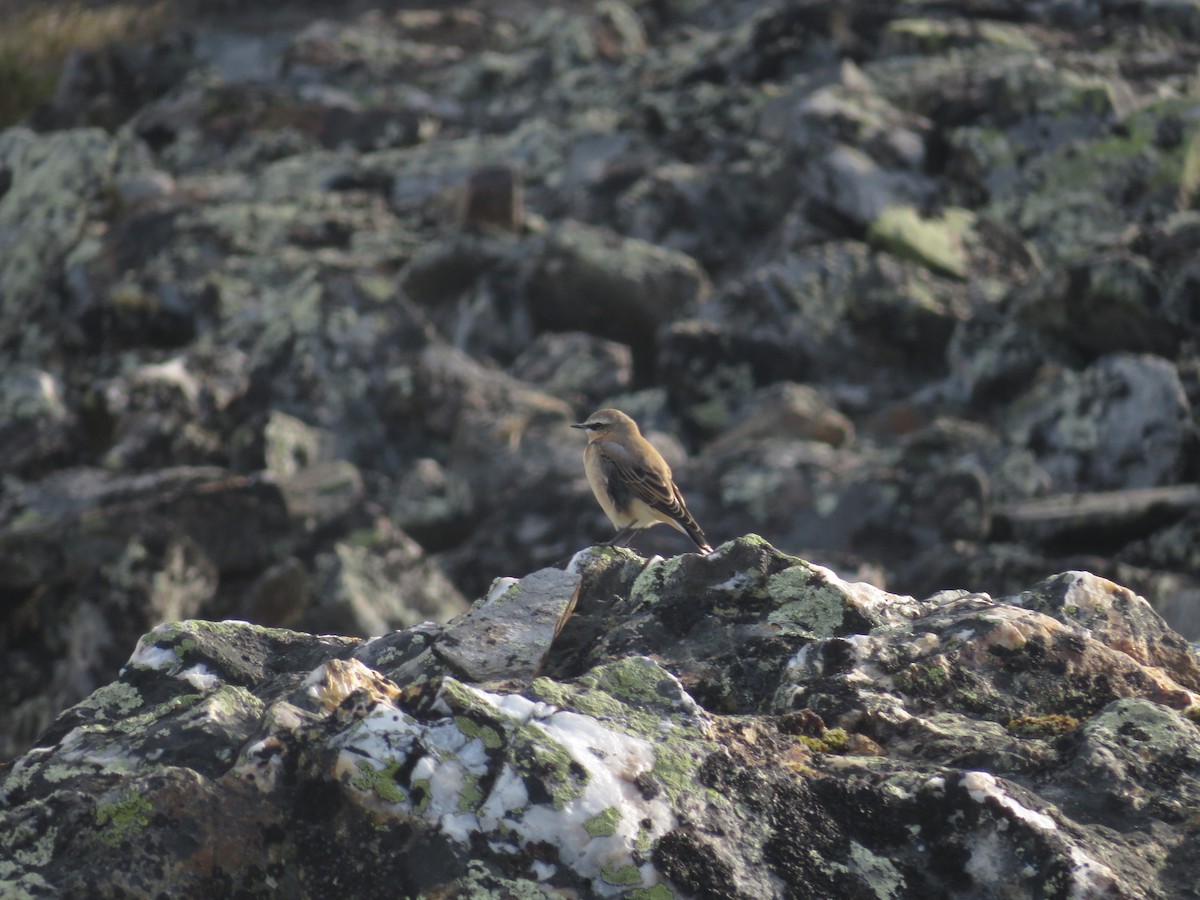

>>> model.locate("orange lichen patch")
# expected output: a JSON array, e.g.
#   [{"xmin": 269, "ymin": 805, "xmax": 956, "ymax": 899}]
[
  {"xmin": 956, "ymin": 608, "xmax": 1063, "ymax": 658},
  {"xmin": 305, "ymin": 658, "xmax": 403, "ymax": 712},
  {"xmin": 1135, "ymin": 665, "xmax": 1200, "ymax": 711}
]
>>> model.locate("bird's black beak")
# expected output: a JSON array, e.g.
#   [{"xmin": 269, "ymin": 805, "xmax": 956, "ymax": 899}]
[{"xmin": 570, "ymin": 422, "xmax": 587, "ymax": 429}]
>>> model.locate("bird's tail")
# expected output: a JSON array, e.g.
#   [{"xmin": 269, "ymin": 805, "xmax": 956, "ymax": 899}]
[{"xmin": 673, "ymin": 510, "xmax": 712, "ymax": 555}]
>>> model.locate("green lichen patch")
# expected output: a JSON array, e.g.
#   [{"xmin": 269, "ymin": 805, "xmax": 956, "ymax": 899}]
[
  {"xmin": 848, "ymin": 839, "xmax": 905, "ymax": 900},
  {"xmin": 459, "ymin": 773, "xmax": 485, "ymax": 812},
  {"xmin": 868, "ymin": 204, "xmax": 974, "ymax": 280},
  {"xmin": 650, "ymin": 744, "xmax": 702, "ymax": 803},
  {"xmin": 583, "ymin": 806, "xmax": 621, "ymax": 837},
  {"xmin": 800, "ymin": 728, "xmax": 850, "ymax": 754},
  {"xmin": 410, "ymin": 778, "xmax": 433, "ymax": 814},
  {"xmin": 630, "ymin": 886, "xmax": 675, "ymax": 900},
  {"xmin": 893, "ymin": 662, "xmax": 948, "ymax": 696},
  {"xmin": 509, "ymin": 720, "xmax": 586, "ymax": 809},
  {"xmin": 765, "ymin": 564, "xmax": 852, "ymax": 638},
  {"xmin": 456, "ymin": 716, "xmax": 504, "ymax": 750},
  {"xmin": 94, "ymin": 790, "xmax": 154, "ymax": 847},
  {"xmin": 578, "ymin": 657, "xmax": 688, "ymax": 712},
  {"xmin": 351, "ymin": 759, "xmax": 409, "ymax": 805},
  {"xmin": 628, "ymin": 555, "xmax": 687, "ymax": 609},
  {"xmin": 76, "ymin": 680, "xmax": 146, "ymax": 718},
  {"xmin": 1180, "ymin": 126, "xmax": 1200, "ymax": 208},
  {"xmin": 600, "ymin": 861, "xmax": 644, "ymax": 886}
]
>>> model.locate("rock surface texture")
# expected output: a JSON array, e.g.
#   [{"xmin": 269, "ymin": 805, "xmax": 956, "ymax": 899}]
[
  {"xmin": 2, "ymin": 538, "xmax": 1199, "ymax": 898},
  {"xmin": 1, "ymin": 0, "xmax": 1200, "ymax": 834}
]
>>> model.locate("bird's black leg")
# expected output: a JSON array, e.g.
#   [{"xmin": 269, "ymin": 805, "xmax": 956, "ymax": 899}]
[{"xmin": 606, "ymin": 525, "xmax": 637, "ymax": 547}]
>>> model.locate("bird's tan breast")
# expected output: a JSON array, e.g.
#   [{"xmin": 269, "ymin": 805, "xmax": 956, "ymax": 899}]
[{"xmin": 583, "ymin": 442, "xmax": 633, "ymax": 528}]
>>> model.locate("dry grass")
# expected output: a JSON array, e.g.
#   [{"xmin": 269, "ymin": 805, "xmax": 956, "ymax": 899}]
[{"xmin": 0, "ymin": 1, "xmax": 175, "ymax": 127}]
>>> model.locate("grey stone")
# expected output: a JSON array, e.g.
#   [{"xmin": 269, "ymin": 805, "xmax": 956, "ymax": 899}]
[
  {"xmin": 435, "ymin": 567, "xmax": 581, "ymax": 683},
  {"xmin": 4, "ymin": 542, "xmax": 1199, "ymax": 897},
  {"xmin": 524, "ymin": 221, "xmax": 711, "ymax": 358},
  {"xmin": 508, "ymin": 331, "xmax": 633, "ymax": 409},
  {"xmin": 1007, "ymin": 354, "xmax": 1194, "ymax": 491}
]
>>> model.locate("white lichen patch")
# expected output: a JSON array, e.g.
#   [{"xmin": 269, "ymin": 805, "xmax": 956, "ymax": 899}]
[
  {"xmin": 53, "ymin": 727, "xmax": 140, "ymax": 775},
  {"xmin": 178, "ymin": 664, "xmax": 221, "ymax": 692},
  {"xmin": 962, "ymin": 771, "xmax": 1056, "ymax": 831},
  {"xmin": 124, "ymin": 636, "xmax": 180, "ymax": 672},
  {"xmin": 713, "ymin": 572, "xmax": 758, "ymax": 593},
  {"xmin": 1066, "ymin": 845, "xmax": 1119, "ymax": 898},
  {"xmin": 133, "ymin": 356, "xmax": 201, "ymax": 404},
  {"xmin": 328, "ymin": 676, "xmax": 679, "ymax": 895},
  {"xmin": 485, "ymin": 577, "xmax": 520, "ymax": 604},
  {"xmin": 958, "ymin": 771, "xmax": 1120, "ymax": 897}
]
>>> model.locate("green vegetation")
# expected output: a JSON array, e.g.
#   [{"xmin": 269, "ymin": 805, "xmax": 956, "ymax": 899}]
[
  {"xmin": 0, "ymin": 1, "xmax": 174, "ymax": 127},
  {"xmin": 799, "ymin": 727, "xmax": 850, "ymax": 754}
]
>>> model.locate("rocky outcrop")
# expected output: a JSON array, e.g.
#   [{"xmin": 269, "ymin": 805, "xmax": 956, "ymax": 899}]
[
  {"xmin": 2, "ymin": 0, "xmax": 1200, "ymax": 780},
  {"xmin": 2, "ymin": 538, "xmax": 1198, "ymax": 898}
]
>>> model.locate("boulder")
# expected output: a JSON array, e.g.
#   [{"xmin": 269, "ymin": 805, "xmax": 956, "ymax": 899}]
[
  {"xmin": 3, "ymin": 539, "xmax": 1199, "ymax": 898},
  {"xmin": 1006, "ymin": 354, "xmax": 1195, "ymax": 492}
]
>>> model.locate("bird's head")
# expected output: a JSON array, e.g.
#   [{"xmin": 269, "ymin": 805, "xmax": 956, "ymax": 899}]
[{"xmin": 570, "ymin": 408, "xmax": 639, "ymax": 442}]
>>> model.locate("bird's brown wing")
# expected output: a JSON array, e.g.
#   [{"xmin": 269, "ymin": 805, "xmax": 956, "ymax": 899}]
[
  {"xmin": 599, "ymin": 444, "xmax": 711, "ymax": 551},
  {"xmin": 599, "ymin": 446, "xmax": 679, "ymax": 516}
]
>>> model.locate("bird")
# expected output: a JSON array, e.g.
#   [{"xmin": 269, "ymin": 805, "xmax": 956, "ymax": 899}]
[{"xmin": 571, "ymin": 408, "xmax": 713, "ymax": 554}]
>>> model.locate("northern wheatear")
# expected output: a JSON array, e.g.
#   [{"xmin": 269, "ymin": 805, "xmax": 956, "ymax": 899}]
[{"xmin": 571, "ymin": 408, "xmax": 712, "ymax": 554}]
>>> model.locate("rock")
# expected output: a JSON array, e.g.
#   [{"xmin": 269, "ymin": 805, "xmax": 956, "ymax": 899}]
[
  {"xmin": 306, "ymin": 520, "xmax": 469, "ymax": 638},
  {"xmin": 1120, "ymin": 506, "xmax": 1200, "ymax": 576},
  {"xmin": 0, "ymin": 519, "xmax": 217, "ymax": 761},
  {"xmin": 237, "ymin": 557, "xmax": 311, "ymax": 629},
  {"xmin": 614, "ymin": 160, "xmax": 779, "ymax": 272},
  {"xmin": 0, "ymin": 466, "xmax": 293, "ymax": 583},
  {"xmin": 0, "ymin": 367, "xmax": 72, "ymax": 476},
  {"xmin": 94, "ymin": 347, "xmax": 251, "ymax": 470},
  {"xmin": 1006, "ymin": 353, "xmax": 1195, "ymax": 491},
  {"xmin": 706, "ymin": 381, "xmax": 855, "ymax": 452},
  {"xmin": 1009, "ymin": 570, "xmax": 1200, "ymax": 687},
  {"xmin": 459, "ymin": 164, "xmax": 523, "ymax": 231},
  {"xmin": 394, "ymin": 342, "xmax": 575, "ymax": 500},
  {"xmin": 0, "ymin": 127, "xmax": 116, "ymax": 354},
  {"xmin": 434, "ymin": 567, "xmax": 580, "ymax": 683},
  {"xmin": 390, "ymin": 457, "xmax": 476, "ymax": 551},
  {"xmin": 263, "ymin": 410, "xmax": 341, "ymax": 479},
  {"xmin": 113, "ymin": 169, "xmax": 177, "ymax": 210},
  {"xmin": 867, "ymin": 203, "xmax": 974, "ymax": 280},
  {"xmin": 31, "ymin": 36, "xmax": 193, "ymax": 131},
  {"xmin": 947, "ymin": 313, "xmax": 1054, "ymax": 408},
  {"xmin": 1018, "ymin": 253, "xmax": 1185, "ymax": 358},
  {"xmin": 655, "ymin": 319, "xmax": 813, "ymax": 437},
  {"xmin": 555, "ymin": 538, "xmax": 923, "ymax": 714},
  {"xmin": 4, "ymin": 541, "xmax": 1200, "ymax": 897},
  {"xmin": 524, "ymin": 221, "xmax": 711, "ymax": 366},
  {"xmin": 507, "ymin": 331, "xmax": 634, "ymax": 410},
  {"xmin": 810, "ymin": 144, "xmax": 921, "ymax": 229},
  {"xmin": 993, "ymin": 484, "xmax": 1200, "ymax": 550},
  {"xmin": 6, "ymin": 0, "xmax": 1200, "ymax": 889}
]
